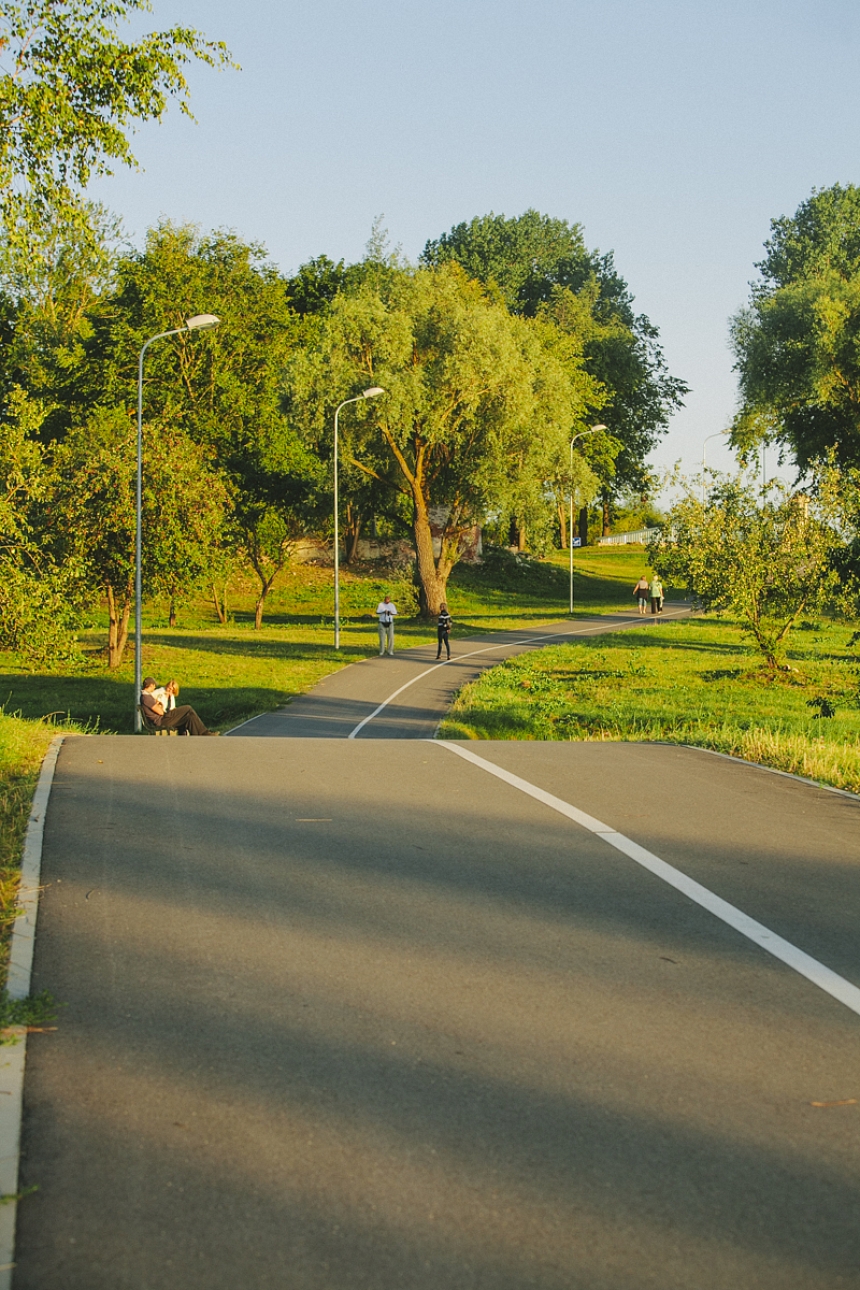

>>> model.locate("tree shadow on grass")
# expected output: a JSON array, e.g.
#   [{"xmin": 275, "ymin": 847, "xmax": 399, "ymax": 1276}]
[
  {"xmin": 140, "ymin": 632, "xmax": 375, "ymax": 662},
  {"xmin": 0, "ymin": 672, "xmax": 289, "ymax": 735}
]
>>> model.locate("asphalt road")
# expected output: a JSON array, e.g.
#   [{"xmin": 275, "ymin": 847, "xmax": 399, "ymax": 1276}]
[
  {"xmin": 228, "ymin": 609, "xmax": 690, "ymax": 739},
  {"xmin": 14, "ymin": 734, "xmax": 860, "ymax": 1290}
]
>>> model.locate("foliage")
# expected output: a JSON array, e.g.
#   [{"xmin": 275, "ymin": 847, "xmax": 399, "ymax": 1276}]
[
  {"xmin": 47, "ymin": 407, "xmax": 229, "ymax": 664},
  {"xmin": 422, "ymin": 209, "xmax": 687, "ymax": 498},
  {"xmin": 48, "ymin": 222, "xmax": 320, "ymax": 634},
  {"xmin": 731, "ymin": 183, "xmax": 860, "ymax": 471},
  {"xmin": 0, "ymin": 201, "xmax": 121, "ymax": 418},
  {"xmin": 283, "ymin": 261, "xmax": 605, "ymax": 615},
  {"xmin": 0, "ymin": 989, "xmax": 57, "ymax": 1035},
  {"xmin": 439, "ymin": 619, "xmax": 860, "ymax": 795},
  {"xmin": 0, "ymin": 386, "xmax": 80, "ymax": 663},
  {"xmin": 0, "ymin": 0, "xmax": 232, "ymax": 234},
  {"xmin": 0, "ymin": 564, "xmax": 80, "ymax": 664},
  {"xmin": 650, "ymin": 475, "xmax": 844, "ymax": 668}
]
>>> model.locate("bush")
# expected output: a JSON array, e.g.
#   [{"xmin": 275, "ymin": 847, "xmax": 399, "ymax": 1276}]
[{"xmin": 0, "ymin": 564, "xmax": 82, "ymax": 667}]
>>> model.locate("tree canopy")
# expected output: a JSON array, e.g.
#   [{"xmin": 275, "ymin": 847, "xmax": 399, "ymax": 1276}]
[
  {"xmin": 422, "ymin": 210, "xmax": 687, "ymax": 499},
  {"xmin": 0, "ymin": 0, "xmax": 232, "ymax": 235},
  {"xmin": 731, "ymin": 183, "xmax": 860, "ymax": 473},
  {"xmin": 283, "ymin": 261, "xmax": 606, "ymax": 614},
  {"xmin": 651, "ymin": 475, "xmax": 844, "ymax": 669}
]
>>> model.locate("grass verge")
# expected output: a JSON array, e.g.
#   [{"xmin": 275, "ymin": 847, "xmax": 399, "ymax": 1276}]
[
  {"xmin": 0, "ymin": 713, "xmax": 83, "ymax": 994},
  {"xmin": 439, "ymin": 616, "xmax": 860, "ymax": 795}
]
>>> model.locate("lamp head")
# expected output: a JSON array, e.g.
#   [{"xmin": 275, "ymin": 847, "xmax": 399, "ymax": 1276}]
[
  {"xmin": 590, "ymin": 424, "xmax": 607, "ymax": 432},
  {"xmin": 363, "ymin": 386, "xmax": 385, "ymax": 398},
  {"xmin": 186, "ymin": 314, "xmax": 221, "ymax": 331}
]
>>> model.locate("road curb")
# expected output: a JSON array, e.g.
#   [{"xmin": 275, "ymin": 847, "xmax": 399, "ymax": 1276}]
[
  {"xmin": 0, "ymin": 734, "xmax": 64, "ymax": 1288},
  {"xmin": 679, "ymin": 743, "xmax": 860, "ymax": 803}
]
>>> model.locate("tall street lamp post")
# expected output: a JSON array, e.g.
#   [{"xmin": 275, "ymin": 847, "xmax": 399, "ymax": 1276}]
[
  {"xmin": 333, "ymin": 387, "xmax": 385, "ymax": 649},
  {"xmin": 569, "ymin": 425, "xmax": 606, "ymax": 614},
  {"xmin": 134, "ymin": 313, "xmax": 220, "ymax": 731}
]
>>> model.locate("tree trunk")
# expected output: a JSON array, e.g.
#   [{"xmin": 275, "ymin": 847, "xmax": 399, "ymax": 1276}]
[
  {"xmin": 517, "ymin": 522, "xmax": 527, "ymax": 552},
  {"xmin": 168, "ymin": 596, "xmax": 177, "ymax": 629},
  {"xmin": 413, "ymin": 496, "xmax": 446, "ymax": 617},
  {"xmin": 346, "ymin": 509, "xmax": 363, "ymax": 564},
  {"xmin": 558, "ymin": 502, "xmax": 567, "ymax": 550},
  {"xmin": 252, "ymin": 570, "xmax": 277, "ymax": 630},
  {"xmin": 602, "ymin": 499, "xmax": 611, "ymax": 537},
  {"xmin": 578, "ymin": 505, "xmax": 589, "ymax": 547},
  {"xmin": 212, "ymin": 583, "xmax": 227, "ymax": 625},
  {"xmin": 106, "ymin": 584, "xmax": 131, "ymax": 669}
]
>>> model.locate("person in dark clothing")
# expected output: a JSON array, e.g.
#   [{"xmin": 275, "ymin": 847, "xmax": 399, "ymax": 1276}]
[
  {"xmin": 140, "ymin": 678, "xmax": 219, "ymax": 735},
  {"xmin": 436, "ymin": 605, "xmax": 453, "ymax": 660}
]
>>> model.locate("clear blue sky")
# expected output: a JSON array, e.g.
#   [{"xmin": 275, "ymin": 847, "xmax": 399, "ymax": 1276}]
[{"xmin": 89, "ymin": 0, "xmax": 860, "ymax": 486}]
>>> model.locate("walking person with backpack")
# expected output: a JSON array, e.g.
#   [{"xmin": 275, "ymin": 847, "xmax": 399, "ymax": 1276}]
[{"xmin": 436, "ymin": 604, "xmax": 453, "ymax": 660}]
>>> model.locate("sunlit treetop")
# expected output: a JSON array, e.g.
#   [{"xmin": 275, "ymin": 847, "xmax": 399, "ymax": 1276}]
[{"xmin": 0, "ymin": 0, "xmax": 234, "ymax": 230}]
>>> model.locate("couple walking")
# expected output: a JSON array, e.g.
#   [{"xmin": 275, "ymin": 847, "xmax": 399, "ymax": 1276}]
[
  {"xmin": 634, "ymin": 575, "xmax": 664, "ymax": 616},
  {"xmin": 375, "ymin": 594, "xmax": 453, "ymax": 660}
]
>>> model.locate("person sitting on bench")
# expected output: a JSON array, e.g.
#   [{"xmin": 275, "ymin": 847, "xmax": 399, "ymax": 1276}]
[{"xmin": 140, "ymin": 678, "xmax": 218, "ymax": 735}]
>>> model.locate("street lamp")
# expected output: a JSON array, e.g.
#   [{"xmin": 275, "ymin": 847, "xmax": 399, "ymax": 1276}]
[
  {"xmin": 569, "ymin": 425, "xmax": 606, "ymax": 613},
  {"xmin": 134, "ymin": 313, "xmax": 220, "ymax": 731},
  {"xmin": 333, "ymin": 387, "xmax": 385, "ymax": 649},
  {"xmin": 701, "ymin": 430, "xmax": 730, "ymax": 502}
]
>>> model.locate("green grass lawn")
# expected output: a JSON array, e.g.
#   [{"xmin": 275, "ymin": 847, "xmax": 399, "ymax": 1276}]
[
  {"xmin": 0, "ymin": 546, "xmax": 656, "ymax": 735},
  {"xmin": 439, "ymin": 615, "xmax": 860, "ymax": 795}
]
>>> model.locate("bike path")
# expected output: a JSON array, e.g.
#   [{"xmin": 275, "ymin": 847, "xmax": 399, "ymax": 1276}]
[
  {"xmin": 13, "ymin": 735, "xmax": 860, "ymax": 1290},
  {"xmin": 229, "ymin": 607, "xmax": 690, "ymax": 739}
]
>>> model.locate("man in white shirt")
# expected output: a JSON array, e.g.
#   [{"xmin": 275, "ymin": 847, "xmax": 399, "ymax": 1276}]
[{"xmin": 375, "ymin": 595, "xmax": 398, "ymax": 656}]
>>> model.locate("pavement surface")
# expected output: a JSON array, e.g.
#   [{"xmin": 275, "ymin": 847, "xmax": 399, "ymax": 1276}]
[
  {"xmin": 14, "ymin": 730, "xmax": 860, "ymax": 1289},
  {"xmin": 228, "ymin": 609, "xmax": 690, "ymax": 739}
]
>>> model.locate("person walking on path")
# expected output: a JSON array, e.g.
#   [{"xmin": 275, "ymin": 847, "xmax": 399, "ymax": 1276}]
[
  {"xmin": 634, "ymin": 576, "xmax": 650, "ymax": 615},
  {"xmin": 376, "ymin": 595, "xmax": 398, "ymax": 656},
  {"xmin": 649, "ymin": 575, "xmax": 664, "ymax": 616},
  {"xmin": 140, "ymin": 678, "xmax": 219, "ymax": 735},
  {"xmin": 436, "ymin": 604, "xmax": 453, "ymax": 660}
]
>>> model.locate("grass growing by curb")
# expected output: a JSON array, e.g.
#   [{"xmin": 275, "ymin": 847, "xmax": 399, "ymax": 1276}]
[
  {"xmin": 439, "ymin": 616, "xmax": 860, "ymax": 795},
  {"xmin": 0, "ymin": 713, "xmax": 83, "ymax": 990}
]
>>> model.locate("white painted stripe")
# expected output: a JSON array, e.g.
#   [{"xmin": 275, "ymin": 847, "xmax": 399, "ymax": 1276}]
[
  {"xmin": 347, "ymin": 610, "xmax": 689, "ymax": 739},
  {"xmin": 222, "ymin": 711, "xmax": 267, "ymax": 736},
  {"xmin": 0, "ymin": 735, "xmax": 64, "ymax": 1290},
  {"xmin": 434, "ymin": 740, "xmax": 860, "ymax": 1019}
]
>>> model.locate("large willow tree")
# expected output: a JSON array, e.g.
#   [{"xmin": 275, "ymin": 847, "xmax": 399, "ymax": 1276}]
[{"xmin": 282, "ymin": 262, "xmax": 606, "ymax": 616}]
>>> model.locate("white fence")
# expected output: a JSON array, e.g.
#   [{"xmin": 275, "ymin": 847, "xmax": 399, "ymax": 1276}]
[{"xmin": 597, "ymin": 527, "xmax": 661, "ymax": 546}]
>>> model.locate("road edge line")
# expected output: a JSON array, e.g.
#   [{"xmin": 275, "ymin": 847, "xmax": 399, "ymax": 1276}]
[
  {"xmin": 433, "ymin": 739, "xmax": 860, "ymax": 1020},
  {"xmin": 0, "ymin": 734, "xmax": 64, "ymax": 1289}
]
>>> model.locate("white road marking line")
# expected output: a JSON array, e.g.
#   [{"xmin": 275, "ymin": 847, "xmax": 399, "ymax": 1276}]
[
  {"xmin": 0, "ymin": 735, "xmax": 65, "ymax": 1290},
  {"xmin": 434, "ymin": 740, "xmax": 860, "ymax": 1020},
  {"xmin": 346, "ymin": 611, "xmax": 689, "ymax": 739}
]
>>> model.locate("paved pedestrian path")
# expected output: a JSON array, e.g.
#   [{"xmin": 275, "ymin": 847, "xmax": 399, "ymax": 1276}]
[
  {"xmin": 229, "ymin": 606, "xmax": 690, "ymax": 739},
  {"xmin": 14, "ymin": 736, "xmax": 860, "ymax": 1290}
]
